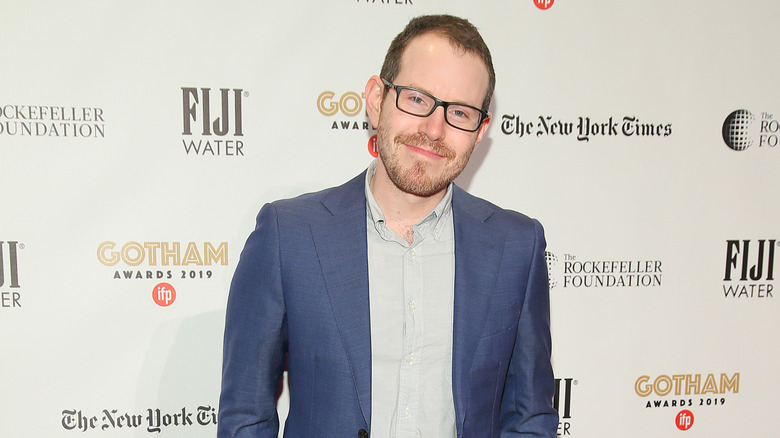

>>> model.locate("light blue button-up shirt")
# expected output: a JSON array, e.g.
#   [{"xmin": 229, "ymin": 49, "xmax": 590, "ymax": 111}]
[{"xmin": 365, "ymin": 160, "xmax": 456, "ymax": 438}]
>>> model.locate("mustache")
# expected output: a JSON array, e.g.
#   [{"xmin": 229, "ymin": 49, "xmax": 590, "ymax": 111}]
[{"xmin": 395, "ymin": 132, "xmax": 454, "ymax": 158}]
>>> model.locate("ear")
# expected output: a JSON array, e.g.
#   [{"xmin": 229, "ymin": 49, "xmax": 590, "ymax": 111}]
[
  {"xmin": 365, "ymin": 75, "xmax": 385, "ymax": 129},
  {"xmin": 473, "ymin": 113, "xmax": 491, "ymax": 147}
]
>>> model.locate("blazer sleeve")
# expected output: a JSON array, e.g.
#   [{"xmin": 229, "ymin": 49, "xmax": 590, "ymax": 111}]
[
  {"xmin": 218, "ymin": 203, "xmax": 287, "ymax": 438},
  {"xmin": 499, "ymin": 219, "xmax": 559, "ymax": 436}
]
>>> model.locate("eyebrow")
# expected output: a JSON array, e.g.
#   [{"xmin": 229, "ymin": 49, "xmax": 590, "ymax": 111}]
[{"xmin": 401, "ymin": 82, "xmax": 480, "ymax": 108}]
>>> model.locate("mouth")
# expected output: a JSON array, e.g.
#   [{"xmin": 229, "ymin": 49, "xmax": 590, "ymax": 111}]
[
  {"xmin": 393, "ymin": 132, "xmax": 454, "ymax": 160},
  {"xmin": 405, "ymin": 143, "xmax": 446, "ymax": 160}
]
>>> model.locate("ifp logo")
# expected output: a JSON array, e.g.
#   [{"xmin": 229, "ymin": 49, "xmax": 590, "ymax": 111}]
[
  {"xmin": 152, "ymin": 282, "xmax": 176, "ymax": 307},
  {"xmin": 368, "ymin": 135, "xmax": 378, "ymax": 157},
  {"xmin": 675, "ymin": 410, "xmax": 694, "ymax": 431},
  {"xmin": 534, "ymin": 0, "xmax": 554, "ymax": 10}
]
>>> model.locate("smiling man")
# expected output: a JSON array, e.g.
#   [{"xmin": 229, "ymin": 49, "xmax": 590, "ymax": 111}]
[{"xmin": 219, "ymin": 14, "xmax": 558, "ymax": 438}]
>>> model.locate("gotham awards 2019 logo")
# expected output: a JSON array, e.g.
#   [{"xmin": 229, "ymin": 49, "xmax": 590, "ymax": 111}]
[
  {"xmin": 635, "ymin": 372, "xmax": 740, "ymax": 431},
  {"xmin": 316, "ymin": 88, "xmax": 374, "ymax": 132},
  {"xmin": 97, "ymin": 240, "xmax": 228, "ymax": 306}
]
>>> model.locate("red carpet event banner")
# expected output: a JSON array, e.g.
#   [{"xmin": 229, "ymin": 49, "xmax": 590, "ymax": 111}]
[{"xmin": 2, "ymin": 1, "xmax": 777, "ymax": 436}]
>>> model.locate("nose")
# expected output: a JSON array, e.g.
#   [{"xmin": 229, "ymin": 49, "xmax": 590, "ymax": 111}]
[{"xmin": 420, "ymin": 105, "xmax": 447, "ymax": 140}]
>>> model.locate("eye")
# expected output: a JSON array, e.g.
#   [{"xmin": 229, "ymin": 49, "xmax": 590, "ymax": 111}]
[
  {"xmin": 448, "ymin": 106, "xmax": 474, "ymax": 121},
  {"xmin": 404, "ymin": 90, "xmax": 430, "ymax": 107}
]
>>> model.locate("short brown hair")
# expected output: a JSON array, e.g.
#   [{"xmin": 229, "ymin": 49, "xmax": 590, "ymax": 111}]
[{"xmin": 380, "ymin": 14, "xmax": 495, "ymax": 112}]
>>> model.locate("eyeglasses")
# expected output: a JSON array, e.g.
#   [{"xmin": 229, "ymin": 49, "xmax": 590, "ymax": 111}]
[{"xmin": 382, "ymin": 78, "xmax": 489, "ymax": 132}]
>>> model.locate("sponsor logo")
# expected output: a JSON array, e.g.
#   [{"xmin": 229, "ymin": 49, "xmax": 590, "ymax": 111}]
[
  {"xmin": 546, "ymin": 251, "xmax": 663, "ymax": 289},
  {"xmin": 97, "ymin": 241, "xmax": 228, "ymax": 278},
  {"xmin": 534, "ymin": 0, "xmax": 554, "ymax": 10},
  {"xmin": 0, "ymin": 104, "xmax": 105, "ymax": 138},
  {"xmin": 553, "ymin": 377, "xmax": 575, "ymax": 436},
  {"xmin": 368, "ymin": 135, "xmax": 378, "ymax": 157},
  {"xmin": 61, "ymin": 405, "xmax": 216, "ymax": 433},
  {"xmin": 675, "ymin": 410, "xmax": 694, "ymax": 431},
  {"xmin": 545, "ymin": 252, "xmax": 559, "ymax": 288},
  {"xmin": 181, "ymin": 87, "xmax": 246, "ymax": 156},
  {"xmin": 1, "ymin": 240, "xmax": 23, "ymax": 309},
  {"xmin": 316, "ymin": 89, "xmax": 374, "ymax": 132},
  {"xmin": 635, "ymin": 372, "xmax": 739, "ymax": 409},
  {"xmin": 722, "ymin": 110, "xmax": 777, "ymax": 151},
  {"xmin": 152, "ymin": 282, "xmax": 176, "ymax": 307},
  {"xmin": 723, "ymin": 239, "xmax": 776, "ymax": 298},
  {"xmin": 501, "ymin": 114, "xmax": 672, "ymax": 142},
  {"xmin": 356, "ymin": 0, "xmax": 413, "ymax": 5},
  {"xmin": 96, "ymin": 241, "xmax": 227, "ymax": 305}
]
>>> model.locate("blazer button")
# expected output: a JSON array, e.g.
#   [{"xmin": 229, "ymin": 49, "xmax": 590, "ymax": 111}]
[{"xmin": 358, "ymin": 429, "xmax": 368, "ymax": 438}]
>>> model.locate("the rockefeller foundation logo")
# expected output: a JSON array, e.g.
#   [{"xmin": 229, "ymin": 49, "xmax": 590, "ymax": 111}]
[
  {"xmin": 546, "ymin": 251, "xmax": 663, "ymax": 289},
  {"xmin": 722, "ymin": 109, "xmax": 778, "ymax": 151},
  {"xmin": 0, "ymin": 104, "xmax": 105, "ymax": 138}
]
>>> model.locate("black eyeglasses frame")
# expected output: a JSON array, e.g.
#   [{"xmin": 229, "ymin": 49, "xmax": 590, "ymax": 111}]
[{"xmin": 382, "ymin": 78, "xmax": 489, "ymax": 132}]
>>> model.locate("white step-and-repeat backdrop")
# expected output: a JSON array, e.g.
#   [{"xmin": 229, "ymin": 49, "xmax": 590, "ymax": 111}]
[{"xmin": 2, "ymin": 1, "xmax": 778, "ymax": 436}]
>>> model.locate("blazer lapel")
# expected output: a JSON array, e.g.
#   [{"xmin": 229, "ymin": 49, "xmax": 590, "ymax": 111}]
[
  {"xmin": 450, "ymin": 186, "xmax": 504, "ymax": 432},
  {"xmin": 308, "ymin": 172, "xmax": 372, "ymax": 426}
]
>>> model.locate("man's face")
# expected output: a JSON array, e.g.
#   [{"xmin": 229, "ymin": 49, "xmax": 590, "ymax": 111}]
[{"xmin": 373, "ymin": 32, "xmax": 490, "ymax": 198}]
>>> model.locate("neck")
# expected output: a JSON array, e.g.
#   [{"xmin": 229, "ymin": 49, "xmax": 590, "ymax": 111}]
[{"xmin": 370, "ymin": 161, "xmax": 446, "ymax": 240}]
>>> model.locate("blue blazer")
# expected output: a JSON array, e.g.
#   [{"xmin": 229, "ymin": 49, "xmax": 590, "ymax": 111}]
[{"xmin": 219, "ymin": 172, "xmax": 558, "ymax": 437}]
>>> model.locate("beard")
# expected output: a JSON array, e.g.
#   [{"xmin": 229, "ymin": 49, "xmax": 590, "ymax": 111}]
[{"xmin": 375, "ymin": 119, "xmax": 474, "ymax": 198}]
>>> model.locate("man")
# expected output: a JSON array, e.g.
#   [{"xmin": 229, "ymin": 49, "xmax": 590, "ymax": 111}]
[{"xmin": 219, "ymin": 14, "xmax": 558, "ymax": 437}]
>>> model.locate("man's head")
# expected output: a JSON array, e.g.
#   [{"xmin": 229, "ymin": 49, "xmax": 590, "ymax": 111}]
[
  {"xmin": 380, "ymin": 14, "xmax": 495, "ymax": 112},
  {"xmin": 365, "ymin": 14, "xmax": 494, "ymax": 199}
]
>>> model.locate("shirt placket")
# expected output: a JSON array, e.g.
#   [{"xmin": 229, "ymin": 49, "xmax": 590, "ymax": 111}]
[{"xmin": 396, "ymin": 239, "xmax": 424, "ymax": 437}]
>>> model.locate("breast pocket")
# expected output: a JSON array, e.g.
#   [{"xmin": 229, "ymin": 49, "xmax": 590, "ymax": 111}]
[{"xmin": 481, "ymin": 290, "xmax": 522, "ymax": 337}]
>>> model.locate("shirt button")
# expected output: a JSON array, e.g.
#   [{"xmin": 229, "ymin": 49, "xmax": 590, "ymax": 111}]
[
  {"xmin": 408, "ymin": 354, "xmax": 416, "ymax": 364},
  {"xmin": 403, "ymin": 407, "xmax": 411, "ymax": 418},
  {"xmin": 409, "ymin": 301, "xmax": 417, "ymax": 311},
  {"xmin": 410, "ymin": 249, "xmax": 416, "ymax": 258}
]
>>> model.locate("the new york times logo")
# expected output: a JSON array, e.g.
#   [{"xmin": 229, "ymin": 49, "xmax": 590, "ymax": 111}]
[
  {"xmin": 545, "ymin": 251, "xmax": 662, "ymax": 289},
  {"xmin": 181, "ymin": 87, "xmax": 246, "ymax": 156},
  {"xmin": 317, "ymin": 89, "xmax": 374, "ymax": 131},
  {"xmin": 501, "ymin": 114, "xmax": 672, "ymax": 142},
  {"xmin": 0, "ymin": 105, "xmax": 105, "ymax": 138},
  {"xmin": 722, "ymin": 110, "xmax": 778, "ymax": 151},
  {"xmin": 553, "ymin": 377, "xmax": 575, "ymax": 436},
  {"xmin": 1, "ymin": 241, "xmax": 22, "ymax": 309},
  {"xmin": 62, "ymin": 405, "xmax": 216, "ymax": 433},
  {"xmin": 723, "ymin": 239, "xmax": 776, "ymax": 298}
]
